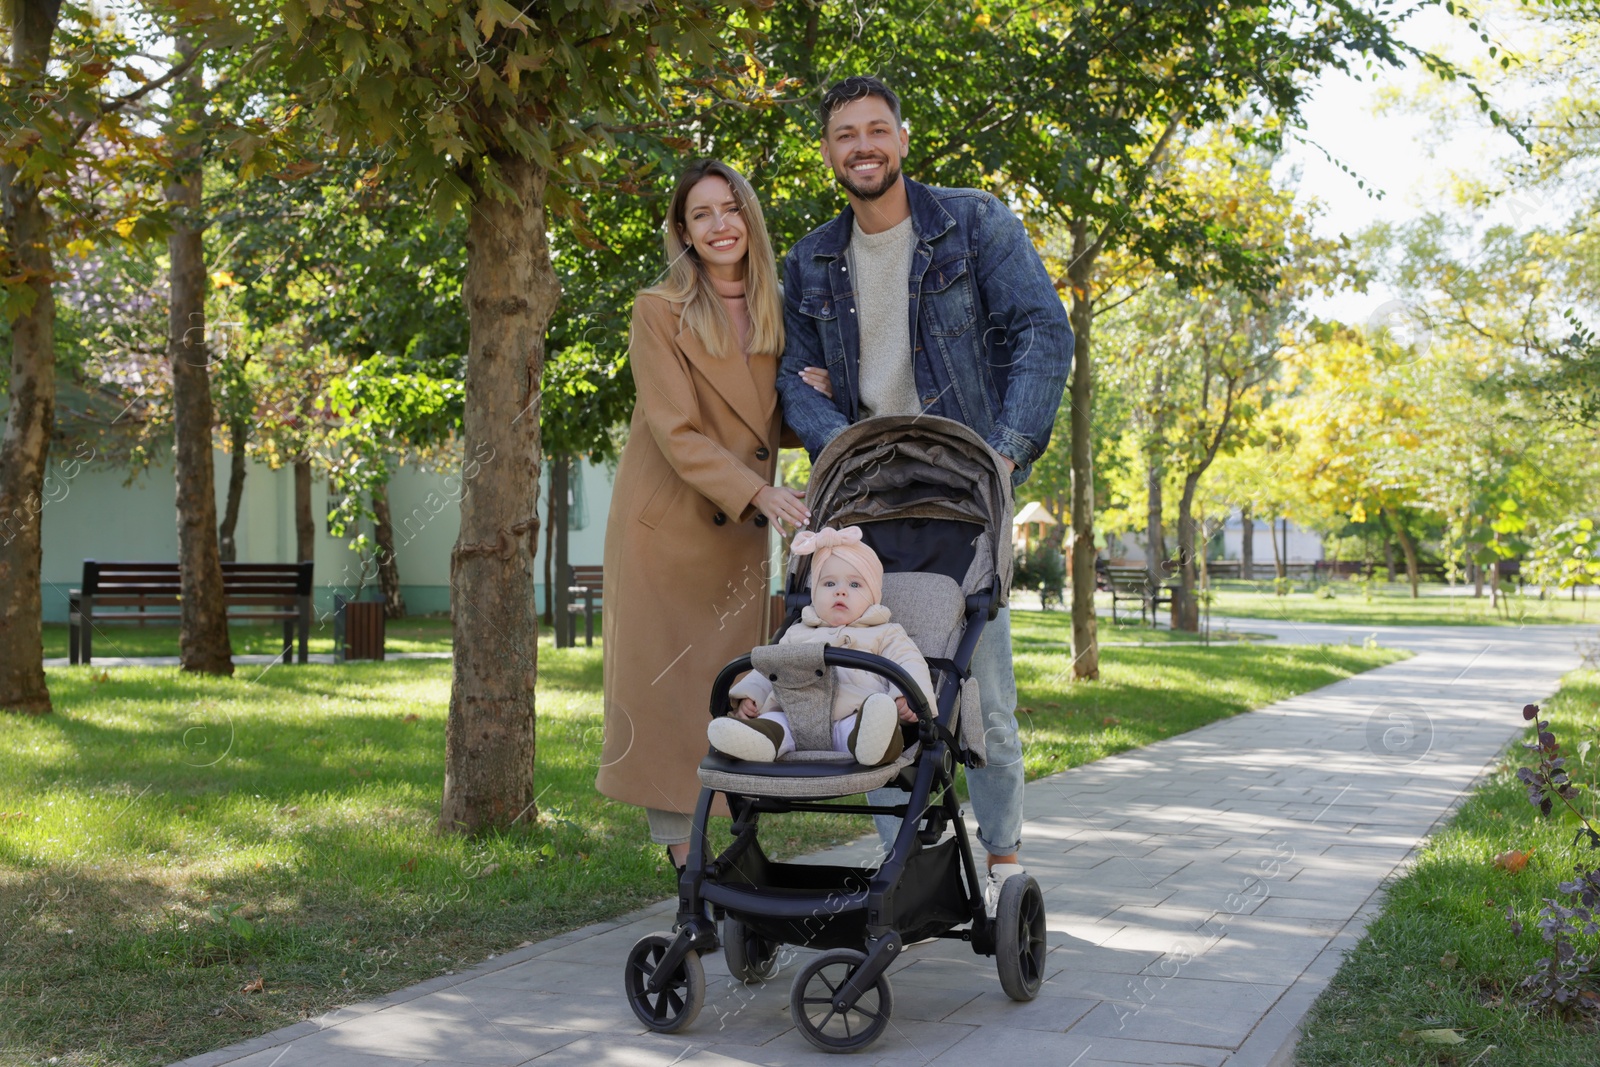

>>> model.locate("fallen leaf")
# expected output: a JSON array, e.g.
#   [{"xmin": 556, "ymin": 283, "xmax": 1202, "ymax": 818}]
[
  {"xmin": 399, "ymin": 857, "xmax": 418, "ymax": 873},
  {"xmin": 240, "ymin": 977, "xmax": 264, "ymax": 994},
  {"xmin": 1493, "ymin": 848, "xmax": 1533, "ymax": 873},
  {"xmin": 403, "ymin": 713, "xmax": 420, "ymax": 724},
  {"xmin": 474, "ymin": 862, "xmax": 501, "ymax": 879},
  {"xmin": 277, "ymin": 805, "xmax": 299, "ymax": 817},
  {"xmin": 1101, "ymin": 716, "xmax": 1120, "ymax": 727},
  {"xmin": 1440, "ymin": 952, "xmax": 1459, "ymax": 970},
  {"xmin": 1411, "ymin": 1028, "xmax": 1466, "ymax": 1046},
  {"xmin": 1017, "ymin": 706, "xmax": 1035, "ymax": 715}
]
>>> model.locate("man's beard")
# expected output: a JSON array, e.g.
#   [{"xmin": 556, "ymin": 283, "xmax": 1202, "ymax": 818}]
[{"xmin": 835, "ymin": 152, "xmax": 902, "ymax": 201}]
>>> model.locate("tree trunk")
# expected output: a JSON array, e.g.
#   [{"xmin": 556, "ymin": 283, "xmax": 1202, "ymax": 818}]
[
  {"xmin": 1174, "ymin": 474, "xmax": 1201, "ymax": 631},
  {"xmin": 1066, "ymin": 226, "xmax": 1099, "ymax": 680},
  {"xmin": 293, "ymin": 460, "xmax": 315, "ymax": 564},
  {"xmin": 218, "ymin": 413, "xmax": 247, "ymax": 562},
  {"xmin": 166, "ymin": 39, "xmax": 232, "ymax": 676},
  {"xmin": 371, "ymin": 480, "xmax": 406, "ymax": 618},
  {"xmin": 1385, "ymin": 539, "xmax": 1397, "ymax": 583},
  {"xmin": 1240, "ymin": 504, "xmax": 1253, "ymax": 582},
  {"xmin": 1276, "ymin": 518, "xmax": 1288, "ymax": 582},
  {"xmin": 441, "ymin": 153, "xmax": 554, "ymax": 834},
  {"xmin": 0, "ymin": 0, "xmax": 63, "ymax": 716},
  {"xmin": 551, "ymin": 454, "xmax": 570, "ymax": 649},
  {"xmin": 1145, "ymin": 452, "xmax": 1165, "ymax": 590},
  {"xmin": 541, "ymin": 464, "xmax": 555, "ymax": 626},
  {"xmin": 1268, "ymin": 512, "xmax": 1284, "ymax": 589},
  {"xmin": 1386, "ymin": 510, "xmax": 1420, "ymax": 598}
]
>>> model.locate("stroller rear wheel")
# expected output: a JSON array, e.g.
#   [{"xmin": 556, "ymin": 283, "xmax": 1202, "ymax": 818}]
[
  {"xmin": 994, "ymin": 873, "xmax": 1047, "ymax": 1001},
  {"xmin": 789, "ymin": 948, "xmax": 894, "ymax": 1053},
  {"xmin": 723, "ymin": 916, "xmax": 781, "ymax": 983},
  {"xmin": 624, "ymin": 932, "xmax": 705, "ymax": 1032}
]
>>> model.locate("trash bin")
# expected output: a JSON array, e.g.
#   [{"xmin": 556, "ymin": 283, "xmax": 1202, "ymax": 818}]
[{"xmin": 335, "ymin": 594, "xmax": 386, "ymax": 662}]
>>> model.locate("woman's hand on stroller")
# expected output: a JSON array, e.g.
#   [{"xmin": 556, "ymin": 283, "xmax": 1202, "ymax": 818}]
[
  {"xmin": 753, "ymin": 485, "xmax": 810, "ymax": 533},
  {"xmin": 731, "ymin": 697, "xmax": 760, "ymax": 720},
  {"xmin": 894, "ymin": 696, "xmax": 918, "ymax": 724}
]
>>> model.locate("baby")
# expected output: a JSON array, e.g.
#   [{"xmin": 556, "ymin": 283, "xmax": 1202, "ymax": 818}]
[{"xmin": 709, "ymin": 526, "xmax": 935, "ymax": 767}]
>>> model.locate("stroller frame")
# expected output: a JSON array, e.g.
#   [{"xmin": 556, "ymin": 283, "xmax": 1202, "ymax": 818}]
[{"xmin": 623, "ymin": 588, "xmax": 1047, "ymax": 1053}]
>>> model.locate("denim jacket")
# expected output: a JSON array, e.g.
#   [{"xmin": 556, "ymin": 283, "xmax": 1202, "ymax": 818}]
[{"xmin": 778, "ymin": 179, "xmax": 1073, "ymax": 486}]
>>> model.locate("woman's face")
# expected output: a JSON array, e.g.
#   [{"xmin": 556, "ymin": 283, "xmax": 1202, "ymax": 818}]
[{"xmin": 680, "ymin": 175, "xmax": 748, "ymax": 281}]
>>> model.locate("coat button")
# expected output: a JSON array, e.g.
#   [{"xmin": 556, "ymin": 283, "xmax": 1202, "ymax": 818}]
[
  {"xmin": 754, "ymin": 515, "xmax": 768, "ymax": 528},
  {"xmin": 755, "ymin": 447, "xmax": 770, "ymax": 460},
  {"xmin": 713, "ymin": 512, "xmax": 727, "ymax": 525}
]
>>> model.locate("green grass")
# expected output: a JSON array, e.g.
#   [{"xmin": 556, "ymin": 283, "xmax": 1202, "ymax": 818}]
[
  {"xmin": 42, "ymin": 616, "xmax": 457, "ymax": 659},
  {"xmin": 1205, "ymin": 580, "xmax": 1600, "ymax": 627},
  {"xmin": 2, "ymin": 618, "xmax": 1404, "ymax": 1066},
  {"xmin": 1014, "ymin": 611, "xmax": 1275, "ymax": 646},
  {"xmin": 1295, "ymin": 671, "xmax": 1600, "ymax": 1066}
]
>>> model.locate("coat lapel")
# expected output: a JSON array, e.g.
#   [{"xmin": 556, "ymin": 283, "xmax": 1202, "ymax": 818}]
[{"xmin": 676, "ymin": 323, "xmax": 775, "ymax": 444}]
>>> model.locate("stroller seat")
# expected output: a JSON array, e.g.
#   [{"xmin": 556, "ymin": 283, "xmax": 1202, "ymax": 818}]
[{"xmin": 696, "ymin": 570, "xmax": 976, "ymax": 801}]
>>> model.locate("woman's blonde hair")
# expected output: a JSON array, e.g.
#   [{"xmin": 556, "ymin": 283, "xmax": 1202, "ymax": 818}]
[{"xmin": 642, "ymin": 159, "xmax": 784, "ymax": 360}]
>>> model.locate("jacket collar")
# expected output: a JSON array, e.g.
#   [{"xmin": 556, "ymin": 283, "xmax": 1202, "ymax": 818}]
[
  {"xmin": 673, "ymin": 318, "xmax": 776, "ymax": 443},
  {"xmin": 799, "ymin": 602, "xmax": 893, "ymax": 628},
  {"xmin": 810, "ymin": 178, "xmax": 956, "ymax": 260}
]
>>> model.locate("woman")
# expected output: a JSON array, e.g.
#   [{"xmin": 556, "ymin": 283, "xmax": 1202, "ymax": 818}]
[{"xmin": 597, "ymin": 160, "xmax": 813, "ymax": 870}]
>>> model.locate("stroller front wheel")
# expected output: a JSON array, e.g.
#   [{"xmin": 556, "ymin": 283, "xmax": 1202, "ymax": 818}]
[
  {"xmin": 624, "ymin": 932, "xmax": 705, "ymax": 1033},
  {"xmin": 723, "ymin": 916, "xmax": 781, "ymax": 983},
  {"xmin": 994, "ymin": 873, "xmax": 1047, "ymax": 1001},
  {"xmin": 789, "ymin": 948, "xmax": 894, "ymax": 1053}
]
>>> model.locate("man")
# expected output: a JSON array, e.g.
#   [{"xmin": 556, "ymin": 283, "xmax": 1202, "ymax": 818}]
[{"xmin": 777, "ymin": 75, "xmax": 1074, "ymax": 905}]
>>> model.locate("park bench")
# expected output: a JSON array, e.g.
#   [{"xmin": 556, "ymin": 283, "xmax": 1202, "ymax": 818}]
[
  {"xmin": 566, "ymin": 564, "xmax": 604, "ymax": 647},
  {"xmin": 1102, "ymin": 564, "xmax": 1176, "ymax": 626},
  {"xmin": 69, "ymin": 560, "xmax": 314, "ymax": 665}
]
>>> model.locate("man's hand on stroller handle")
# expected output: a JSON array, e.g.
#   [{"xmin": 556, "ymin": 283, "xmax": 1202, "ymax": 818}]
[{"xmin": 753, "ymin": 484, "xmax": 810, "ymax": 533}]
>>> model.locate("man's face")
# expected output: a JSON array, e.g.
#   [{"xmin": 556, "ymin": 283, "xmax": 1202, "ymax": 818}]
[{"xmin": 820, "ymin": 95, "xmax": 909, "ymax": 202}]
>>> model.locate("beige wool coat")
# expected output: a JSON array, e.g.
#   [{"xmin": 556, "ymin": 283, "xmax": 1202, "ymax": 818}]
[{"xmin": 597, "ymin": 293, "xmax": 781, "ymax": 814}]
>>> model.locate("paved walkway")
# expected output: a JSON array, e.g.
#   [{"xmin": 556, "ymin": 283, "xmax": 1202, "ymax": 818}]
[{"xmin": 172, "ymin": 621, "xmax": 1596, "ymax": 1067}]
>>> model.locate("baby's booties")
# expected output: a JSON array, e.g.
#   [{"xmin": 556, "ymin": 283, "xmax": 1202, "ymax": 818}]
[
  {"xmin": 848, "ymin": 693, "xmax": 904, "ymax": 767},
  {"xmin": 708, "ymin": 716, "xmax": 786, "ymax": 762}
]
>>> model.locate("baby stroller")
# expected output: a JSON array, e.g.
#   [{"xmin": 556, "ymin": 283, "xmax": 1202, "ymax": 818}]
[{"xmin": 621, "ymin": 415, "xmax": 1048, "ymax": 1053}]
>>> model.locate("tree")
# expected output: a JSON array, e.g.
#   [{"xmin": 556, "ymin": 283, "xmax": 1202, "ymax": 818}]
[
  {"xmin": 0, "ymin": 0, "xmax": 66, "ymax": 715},
  {"xmin": 165, "ymin": 32, "xmax": 233, "ymax": 674},
  {"xmin": 2, "ymin": 1, "xmax": 204, "ymax": 711},
  {"xmin": 871, "ymin": 1, "xmax": 1476, "ymax": 676},
  {"xmin": 279, "ymin": 0, "xmax": 761, "ymax": 833}
]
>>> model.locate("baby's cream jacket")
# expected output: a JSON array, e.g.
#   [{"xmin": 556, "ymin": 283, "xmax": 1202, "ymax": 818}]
[{"xmin": 729, "ymin": 603, "xmax": 936, "ymax": 721}]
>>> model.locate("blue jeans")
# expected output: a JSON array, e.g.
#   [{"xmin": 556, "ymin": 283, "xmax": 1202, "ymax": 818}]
[{"xmin": 870, "ymin": 607, "xmax": 1023, "ymax": 859}]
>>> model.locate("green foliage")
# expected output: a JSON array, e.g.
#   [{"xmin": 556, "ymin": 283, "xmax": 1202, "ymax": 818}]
[
  {"xmin": 1015, "ymin": 546, "xmax": 1066, "ymax": 610},
  {"xmin": 275, "ymin": 0, "xmax": 766, "ymax": 221},
  {"xmin": 1529, "ymin": 518, "xmax": 1600, "ymax": 596}
]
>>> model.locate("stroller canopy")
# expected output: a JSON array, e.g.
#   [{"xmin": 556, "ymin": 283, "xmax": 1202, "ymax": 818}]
[{"xmin": 801, "ymin": 415, "xmax": 1014, "ymax": 604}]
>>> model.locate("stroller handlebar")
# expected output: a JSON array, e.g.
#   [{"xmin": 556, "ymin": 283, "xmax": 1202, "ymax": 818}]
[{"xmin": 708, "ymin": 648, "xmax": 937, "ymax": 726}]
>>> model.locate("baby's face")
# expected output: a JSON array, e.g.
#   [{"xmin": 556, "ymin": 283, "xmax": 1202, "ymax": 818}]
[{"xmin": 812, "ymin": 557, "xmax": 874, "ymax": 626}]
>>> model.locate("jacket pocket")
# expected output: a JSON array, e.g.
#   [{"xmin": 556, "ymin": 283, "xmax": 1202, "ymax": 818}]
[
  {"xmin": 637, "ymin": 474, "xmax": 684, "ymax": 530},
  {"xmin": 924, "ymin": 257, "xmax": 975, "ymax": 337}
]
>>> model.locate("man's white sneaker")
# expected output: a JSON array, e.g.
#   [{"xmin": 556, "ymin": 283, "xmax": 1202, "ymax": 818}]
[{"xmin": 984, "ymin": 862, "xmax": 1027, "ymax": 916}]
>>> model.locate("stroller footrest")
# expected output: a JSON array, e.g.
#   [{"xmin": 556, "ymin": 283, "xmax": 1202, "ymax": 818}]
[{"xmin": 698, "ymin": 745, "xmax": 918, "ymax": 800}]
